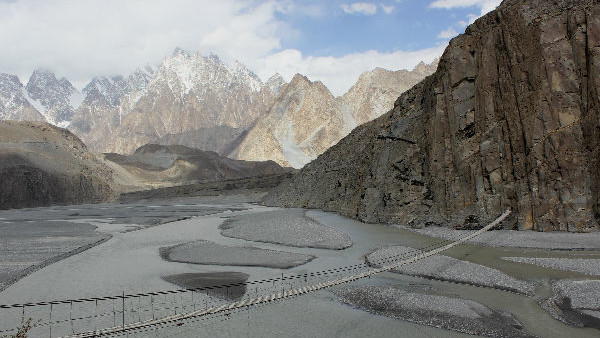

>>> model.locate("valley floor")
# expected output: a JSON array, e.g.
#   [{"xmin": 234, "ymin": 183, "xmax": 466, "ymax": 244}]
[{"xmin": 0, "ymin": 194, "xmax": 599, "ymax": 337}]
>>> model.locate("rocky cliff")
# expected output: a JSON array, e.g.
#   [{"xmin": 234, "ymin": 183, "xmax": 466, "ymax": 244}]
[
  {"xmin": 265, "ymin": 0, "xmax": 600, "ymax": 232},
  {"xmin": 235, "ymin": 62, "xmax": 437, "ymax": 168},
  {"xmin": 0, "ymin": 121, "xmax": 117, "ymax": 209}
]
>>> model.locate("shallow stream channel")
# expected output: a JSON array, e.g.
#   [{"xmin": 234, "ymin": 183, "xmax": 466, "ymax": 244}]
[{"xmin": 0, "ymin": 196, "xmax": 598, "ymax": 337}]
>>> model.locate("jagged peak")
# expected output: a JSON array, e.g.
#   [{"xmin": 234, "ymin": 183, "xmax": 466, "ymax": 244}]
[
  {"xmin": 27, "ymin": 68, "xmax": 59, "ymax": 88},
  {"xmin": 289, "ymin": 73, "xmax": 311, "ymax": 85},
  {"xmin": 172, "ymin": 47, "xmax": 190, "ymax": 57},
  {"xmin": 207, "ymin": 53, "xmax": 222, "ymax": 63},
  {"xmin": 0, "ymin": 73, "xmax": 22, "ymax": 85},
  {"xmin": 267, "ymin": 72, "xmax": 284, "ymax": 82},
  {"xmin": 30, "ymin": 68, "xmax": 55, "ymax": 77}
]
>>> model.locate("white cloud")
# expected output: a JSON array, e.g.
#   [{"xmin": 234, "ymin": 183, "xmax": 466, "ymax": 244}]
[
  {"xmin": 341, "ymin": 2, "xmax": 378, "ymax": 15},
  {"xmin": 0, "ymin": 0, "xmax": 446, "ymax": 97},
  {"xmin": 430, "ymin": 0, "xmax": 500, "ymax": 39},
  {"xmin": 0, "ymin": 0, "xmax": 285, "ymax": 87},
  {"xmin": 380, "ymin": 4, "xmax": 394, "ymax": 14},
  {"xmin": 437, "ymin": 27, "xmax": 458, "ymax": 39},
  {"xmin": 429, "ymin": 0, "xmax": 501, "ymax": 15},
  {"xmin": 254, "ymin": 44, "xmax": 446, "ymax": 96}
]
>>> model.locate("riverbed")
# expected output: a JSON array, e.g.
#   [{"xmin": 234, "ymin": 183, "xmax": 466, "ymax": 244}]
[{"xmin": 0, "ymin": 196, "xmax": 598, "ymax": 337}]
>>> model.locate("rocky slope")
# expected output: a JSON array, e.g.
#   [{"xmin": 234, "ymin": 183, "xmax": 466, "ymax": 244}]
[
  {"xmin": 234, "ymin": 62, "xmax": 437, "ymax": 168},
  {"xmin": 104, "ymin": 144, "xmax": 291, "ymax": 186},
  {"xmin": 100, "ymin": 50, "xmax": 284, "ymax": 154},
  {"xmin": 68, "ymin": 67, "xmax": 154, "ymax": 151},
  {"xmin": 339, "ymin": 61, "xmax": 438, "ymax": 127},
  {"xmin": 0, "ymin": 121, "xmax": 117, "ymax": 209},
  {"xmin": 0, "ymin": 74, "xmax": 45, "ymax": 122},
  {"xmin": 233, "ymin": 74, "xmax": 343, "ymax": 168},
  {"xmin": 156, "ymin": 126, "xmax": 246, "ymax": 156},
  {"xmin": 265, "ymin": 0, "xmax": 600, "ymax": 232}
]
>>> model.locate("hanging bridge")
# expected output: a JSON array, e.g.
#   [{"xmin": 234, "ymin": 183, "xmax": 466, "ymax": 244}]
[{"xmin": 0, "ymin": 210, "xmax": 511, "ymax": 338}]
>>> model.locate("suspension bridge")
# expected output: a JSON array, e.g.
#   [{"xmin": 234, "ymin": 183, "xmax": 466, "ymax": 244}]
[{"xmin": 0, "ymin": 210, "xmax": 511, "ymax": 338}]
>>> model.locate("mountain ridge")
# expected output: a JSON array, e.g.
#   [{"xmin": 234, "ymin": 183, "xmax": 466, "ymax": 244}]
[
  {"xmin": 234, "ymin": 60, "xmax": 438, "ymax": 168},
  {"xmin": 265, "ymin": 0, "xmax": 600, "ymax": 232}
]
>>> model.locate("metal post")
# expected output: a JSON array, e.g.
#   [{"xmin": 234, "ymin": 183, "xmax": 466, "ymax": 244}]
[
  {"xmin": 49, "ymin": 303, "xmax": 52, "ymax": 338},
  {"xmin": 122, "ymin": 291, "xmax": 125, "ymax": 326},
  {"xmin": 192, "ymin": 291, "xmax": 195, "ymax": 311},
  {"xmin": 70, "ymin": 301, "xmax": 74, "ymax": 334},
  {"xmin": 151, "ymin": 296, "xmax": 155, "ymax": 320},
  {"xmin": 94, "ymin": 299, "xmax": 98, "ymax": 333}
]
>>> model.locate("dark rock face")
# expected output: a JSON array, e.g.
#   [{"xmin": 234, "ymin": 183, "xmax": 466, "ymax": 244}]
[
  {"xmin": 0, "ymin": 121, "xmax": 116, "ymax": 210},
  {"xmin": 265, "ymin": 0, "xmax": 600, "ymax": 232},
  {"xmin": 0, "ymin": 155, "xmax": 111, "ymax": 209}
]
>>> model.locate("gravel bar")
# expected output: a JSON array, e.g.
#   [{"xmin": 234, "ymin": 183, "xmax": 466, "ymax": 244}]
[
  {"xmin": 160, "ymin": 240, "xmax": 315, "ymax": 269},
  {"xmin": 367, "ymin": 246, "xmax": 535, "ymax": 295},
  {"xmin": 401, "ymin": 226, "xmax": 600, "ymax": 250},
  {"xmin": 220, "ymin": 209, "xmax": 352, "ymax": 249},
  {"xmin": 334, "ymin": 286, "xmax": 536, "ymax": 338},
  {"xmin": 541, "ymin": 280, "xmax": 600, "ymax": 328},
  {"xmin": 503, "ymin": 257, "xmax": 600, "ymax": 276}
]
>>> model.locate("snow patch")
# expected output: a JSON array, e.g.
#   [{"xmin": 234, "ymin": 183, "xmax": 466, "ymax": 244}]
[{"xmin": 22, "ymin": 87, "xmax": 45, "ymax": 114}]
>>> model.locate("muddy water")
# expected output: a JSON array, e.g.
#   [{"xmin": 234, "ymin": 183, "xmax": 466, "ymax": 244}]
[{"xmin": 0, "ymin": 202, "xmax": 598, "ymax": 337}]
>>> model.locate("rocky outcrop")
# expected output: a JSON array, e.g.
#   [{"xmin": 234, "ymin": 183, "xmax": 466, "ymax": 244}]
[
  {"xmin": 265, "ymin": 0, "xmax": 600, "ymax": 232},
  {"xmin": 0, "ymin": 121, "xmax": 116, "ymax": 209},
  {"xmin": 235, "ymin": 62, "xmax": 437, "ymax": 168}
]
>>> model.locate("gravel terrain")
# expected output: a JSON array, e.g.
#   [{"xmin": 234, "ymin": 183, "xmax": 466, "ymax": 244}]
[
  {"xmin": 403, "ymin": 227, "xmax": 600, "ymax": 250},
  {"xmin": 0, "ymin": 199, "xmax": 239, "ymax": 291},
  {"xmin": 366, "ymin": 246, "xmax": 535, "ymax": 295},
  {"xmin": 503, "ymin": 257, "xmax": 600, "ymax": 276},
  {"xmin": 220, "ymin": 209, "xmax": 352, "ymax": 249},
  {"xmin": 541, "ymin": 280, "xmax": 600, "ymax": 328},
  {"xmin": 160, "ymin": 240, "xmax": 315, "ymax": 269},
  {"xmin": 0, "ymin": 220, "xmax": 107, "ymax": 292},
  {"xmin": 334, "ymin": 286, "xmax": 536, "ymax": 338}
]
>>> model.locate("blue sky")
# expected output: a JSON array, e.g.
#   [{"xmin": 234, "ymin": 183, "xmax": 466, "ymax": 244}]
[
  {"xmin": 0, "ymin": 0, "xmax": 501, "ymax": 95},
  {"xmin": 277, "ymin": 1, "xmax": 477, "ymax": 56}
]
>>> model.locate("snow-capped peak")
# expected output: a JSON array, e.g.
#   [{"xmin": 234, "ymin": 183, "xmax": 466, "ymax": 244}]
[
  {"xmin": 24, "ymin": 69, "xmax": 80, "ymax": 125},
  {"xmin": 226, "ymin": 60, "xmax": 262, "ymax": 92}
]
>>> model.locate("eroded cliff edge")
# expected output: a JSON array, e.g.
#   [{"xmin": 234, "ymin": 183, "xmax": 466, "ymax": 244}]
[{"xmin": 265, "ymin": 0, "xmax": 600, "ymax": 232}]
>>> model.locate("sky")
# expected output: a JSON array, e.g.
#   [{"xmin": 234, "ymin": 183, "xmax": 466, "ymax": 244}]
[{"xmin": 0, "ymin": 0, "xmax": 502, "ymax": 96}]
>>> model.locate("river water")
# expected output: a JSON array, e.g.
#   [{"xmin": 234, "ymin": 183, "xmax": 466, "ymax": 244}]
[{"xmin": 0, "ymin": 199, "xmax": 598, "ymax": 338}]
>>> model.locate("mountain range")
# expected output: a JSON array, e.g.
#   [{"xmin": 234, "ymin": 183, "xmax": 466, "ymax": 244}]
[
  {"xmin": 234, "ymin": 61, "xmax": 438, "ymax": 167},
  {"xmin": 0, "ymin": 49, "xmax": 437, "ymax": 168}
]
